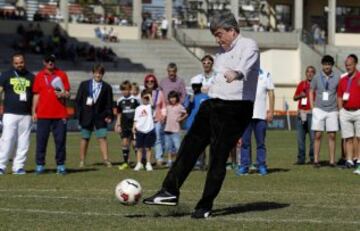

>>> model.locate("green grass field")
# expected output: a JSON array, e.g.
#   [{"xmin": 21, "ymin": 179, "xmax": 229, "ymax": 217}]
[{"xmin": 0, "ymin": 131, "xmax": 359, "ymax": 231}]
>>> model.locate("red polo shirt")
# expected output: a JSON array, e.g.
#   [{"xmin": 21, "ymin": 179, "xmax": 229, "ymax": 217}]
[
  {"xmin": 294, "ymin": 80, "xmax": 313, "ymax": 110},
  {"xmin": 337, "ymin": 71, "xmax": 360, "ymax": 110},
  {"xmin": 33, "ymin": 68, "xmax": 71, "ymax": 119}
]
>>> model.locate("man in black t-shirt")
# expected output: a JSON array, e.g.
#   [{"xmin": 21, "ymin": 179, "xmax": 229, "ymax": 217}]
[
  {"xmin": 115, "ymin": 80, "xmax": 140, "ymax": 170},
  {"xmin": 0, "ymin": 52, "xmax": 34, "ymax": 175}
]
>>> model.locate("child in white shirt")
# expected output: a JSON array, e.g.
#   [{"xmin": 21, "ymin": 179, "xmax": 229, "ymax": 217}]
[{"xmin": 133, "ymin": 89, "xmax": 155, "ymax": 171}]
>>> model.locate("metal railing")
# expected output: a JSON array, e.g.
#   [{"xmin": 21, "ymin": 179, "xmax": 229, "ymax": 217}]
[
  {"xmin": 301, "ymin": 29, "xmax": 345, "ymax": 73},
  {"xmin": 173, "ymin": 28, "xmax": 201, "ymax": 61}
]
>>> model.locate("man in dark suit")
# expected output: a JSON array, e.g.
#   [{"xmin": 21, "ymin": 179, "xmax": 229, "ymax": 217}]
[{"xmin": 75, "ymin": 64, "xmax": 114, "ymax": 168}]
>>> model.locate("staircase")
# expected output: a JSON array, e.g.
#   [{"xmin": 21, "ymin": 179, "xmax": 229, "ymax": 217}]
[{"xmin": 77, "ymin": 38, "xmax": 203, "ymax": 83}]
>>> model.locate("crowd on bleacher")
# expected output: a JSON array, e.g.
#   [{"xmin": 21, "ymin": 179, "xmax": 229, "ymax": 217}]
[
  {"xmin": 0, "ymin": 7, "xmax": 26, "ymax": 21},
  {"xmin": 141, "ymin": 16, "xmax": 169, "ymax": 40},
  {"xmin": 12, "ymin": 23, "xmax": 117, "ymax": 63}
]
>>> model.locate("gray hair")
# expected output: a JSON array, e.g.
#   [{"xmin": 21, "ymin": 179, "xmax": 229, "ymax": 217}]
[{"xmin": 210, "ymin": 12, "xmax": 239, "ymax": 34}]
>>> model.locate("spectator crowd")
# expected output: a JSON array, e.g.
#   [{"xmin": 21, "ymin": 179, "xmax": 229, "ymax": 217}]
[{"xmin": 0, "ymin": 50, "xmax": 359, "ymax": 176}]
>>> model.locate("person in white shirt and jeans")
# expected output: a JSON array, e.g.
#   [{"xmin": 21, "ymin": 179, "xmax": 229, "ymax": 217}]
[
  {"xmin": 237, "ymin": 69, "xmax": 275, "ymax": 176},
  {"xmin": 143, "ymin": 12, "xmax": 260, "ymax": 219}
]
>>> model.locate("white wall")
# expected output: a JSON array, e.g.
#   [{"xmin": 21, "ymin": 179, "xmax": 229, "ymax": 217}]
[
  {"xmin": 260, "ymin": 49, "xmax": 301, "ymax": 111},
  {"xmin": 335, "ymin": 33, "xmax": 360, "ymax": 47},
  {"xmin": 260, "ymin": 49, "xmax": 301, "ymax": 84}
]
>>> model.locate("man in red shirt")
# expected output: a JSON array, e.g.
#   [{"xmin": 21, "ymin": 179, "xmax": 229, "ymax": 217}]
[
  {"xmin": 32, "ymin": 54, "xmax": 71, "ymax": 175},
  {"xmin": 338, "ymin": 54, "xmax": 360, "ymax": 174},
  {"xmin": 293, "ymin": 66, "xmax": 316, "ymax": 164}
]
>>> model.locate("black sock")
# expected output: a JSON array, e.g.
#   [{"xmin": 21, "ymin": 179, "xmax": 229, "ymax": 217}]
[{"xmin": 122, "ymin": 148, "xmax": 129, "ymax": 163}]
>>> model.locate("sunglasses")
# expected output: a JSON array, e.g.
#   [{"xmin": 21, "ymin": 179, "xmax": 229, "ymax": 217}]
[{"xmin": 45, "ymin": 59, "xmax": 55, "ymax": 63}]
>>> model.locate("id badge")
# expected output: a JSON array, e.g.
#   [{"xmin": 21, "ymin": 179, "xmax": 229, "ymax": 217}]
[
  {"xmin": 86, "ymin": 97, "xmax": 93, "ymax": 106},
  {"xmin": 301, "ymin": 97, "xmax": 308, "ymax": 106},
  {"xmin": 322, "ymin": 92, "xmax": 329, "ymax": 101},
  {"xmin": 19, "ymin": 93, "xmax": 27, "ymax": 102},
  {"xmin": 343, "ymin": 92, "xmax": 350, "ymax": 101}
]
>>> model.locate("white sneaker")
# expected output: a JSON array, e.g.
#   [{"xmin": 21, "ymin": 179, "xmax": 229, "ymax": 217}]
[
  {"xmin": 145, "ymin": 162, "xmax": 153, "ymax": 171},
  {"xmin": 354, "ymin": 166, "xmax": 360, "ymax": 175},
  {"xmin": 134, "ymin": 162, "xmax": 144, "ymax": 171}
]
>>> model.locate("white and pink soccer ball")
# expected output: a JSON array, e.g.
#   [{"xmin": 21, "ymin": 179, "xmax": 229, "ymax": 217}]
[{"xmin": 115, "ymin": 179, "xmax": 142, "ymax": 205}]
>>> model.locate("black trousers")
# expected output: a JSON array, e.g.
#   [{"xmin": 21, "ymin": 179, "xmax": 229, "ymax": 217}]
[
  {"xmin": 36, "ymin": 119, "xmax": 67, "ymax": 166},
  {"xmin": 162, "ymin": 98, "xmax": 253, "ymax": 210}
]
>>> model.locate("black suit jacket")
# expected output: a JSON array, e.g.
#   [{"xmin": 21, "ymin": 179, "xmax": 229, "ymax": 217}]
[{"xmin": 75, "ymin": 79, "xmax": 114, "ymax": 130}]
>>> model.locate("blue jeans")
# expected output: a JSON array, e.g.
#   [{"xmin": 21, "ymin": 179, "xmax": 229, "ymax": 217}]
[
  {"xmin": 296, "ymin": 113, "xmax": 314, "ymax": 163},
  {"xmin": 36, "ymin": 119, "xmax": 67, "ymax": 166},
  {"xmin": 164, "ymin": 132, "xmax": 181, "ymax": 154},
  {"xmin": 240, "ymin": 119, "xmax": 267, "ymax": 167},
  {"xmin": 154, "ymin": 122, "xmax": 165, "ymax": 161}
]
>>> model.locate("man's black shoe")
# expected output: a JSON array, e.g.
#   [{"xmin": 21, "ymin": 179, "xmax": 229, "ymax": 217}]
[
  {"xmin": 143, "ymin": 189, "xmax": 178, "ymax": 206},
  {"xmin": 191, "ymin": 208, "xmax": 212, "ymax": 219}
]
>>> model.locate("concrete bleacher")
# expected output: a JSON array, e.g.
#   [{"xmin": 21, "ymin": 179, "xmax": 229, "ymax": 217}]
[
  {"xmin": 0, "ymin": 33, "xmax": 202, "ymax": 98},
  {"xmin": 79, "ymin": 38, "xmax": 202, "ymax": 82}
]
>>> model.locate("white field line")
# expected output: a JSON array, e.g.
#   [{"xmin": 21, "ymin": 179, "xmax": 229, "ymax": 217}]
[
  {"xmin": 218, "ymin": 217, "xmax": 360, "ymax": 225},
  {"xmin": 0, "ymin": 194, "xmax": 360, "ymax": 210},
  {"xmin": 0, "ymin": 207, "xmax": 359, "ymax": 225},
  {"xmin": 0, "ymin": 188, "xmax": 359, "ymax": 197}
]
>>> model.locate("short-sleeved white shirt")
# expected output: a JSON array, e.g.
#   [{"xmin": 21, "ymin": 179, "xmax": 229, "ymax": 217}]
[
  {"xmin": 192, "ymin": 71, "xmax": 216, "ymax": 88},
  {"xmin": 252, "ymin": 69, "xmax": 274, "ymax": 120},
  {"xmin": 134, "ymin": 104, "xmax": 154, "ymax": 133}
]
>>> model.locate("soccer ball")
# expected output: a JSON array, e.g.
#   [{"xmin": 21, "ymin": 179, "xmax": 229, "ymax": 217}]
[{"xmin": 115, "ymin": 179, "xmax": 142, "ymax": 205}]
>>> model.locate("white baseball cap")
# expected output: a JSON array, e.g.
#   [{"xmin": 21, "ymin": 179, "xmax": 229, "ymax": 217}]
[{"xmin": 191, "ymin": 75, "xmax": 203, "ymax": 84}]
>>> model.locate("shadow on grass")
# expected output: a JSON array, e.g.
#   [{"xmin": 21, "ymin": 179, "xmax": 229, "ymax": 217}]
[
  {"xmin": 92, "ymin": 162, "xmax": 136, "ymax": 167},
  {"xmin": 125, "ymin": 202, "xmax": 289, "ymax": 218},
  {"xmin": 267, "ymin": 168, "xmax": 290, "ymax": 174},
  {"xmin": 212, "ymin": 201, "xmax": 290, "ymax": 217},
  {"xmin": 26, "ymin": 168, "xmax": 98, "ymax": 174}
]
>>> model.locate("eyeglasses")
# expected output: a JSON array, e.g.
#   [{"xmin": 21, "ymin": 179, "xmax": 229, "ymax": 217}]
[
  {"xmin": 45, "ymin": 59, "xmax": 55, "ymax": 64},
  {"xmin": 146, "ymin": 80, "xmax": 155, "ymax": 83},
  {"xmin": 202, "ymin": 62, "xmax": 213, "ymax": 65}
]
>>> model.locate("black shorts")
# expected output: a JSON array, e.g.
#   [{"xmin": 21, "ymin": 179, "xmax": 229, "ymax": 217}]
[
  {"xmin": 135, "ymin": 130, "xmax": 156, "ymax": 148},
  {"xmin": 120, "ymin": 121, "xmax": 133, "ymax": 139},
  {"xmin": 121, "ymin": 127, "xmax": 133, "ymax": 139}
]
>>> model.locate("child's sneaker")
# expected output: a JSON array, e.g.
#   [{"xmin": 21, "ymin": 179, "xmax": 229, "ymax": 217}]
[
  {"xmin": 118, "ymin": 163, "xmax": 129, "ymax": 170},
  {"xmin": 226, "ymin": 162, "xmax": 233, "ymax": 170},
  {"xmin": 103, "ymin": 160, "xmax": 112, "ymax": 168},
  {"xmin": 13, "ymin": 168, "xmax": 26, "ymax": 175},
  {"xmin": 353, "ymin": 165, "xmax": 360, "ymax": 175},
  {"xmin": 345, "ymin": 160, "xmax": 354, "ymax": 168},
  {"xmin": 134, "ymin": 162, "xmax": 144, "ymax": 171},
  {"xmin": 249, "ymin": 164, "xmax": 257, "ymax": 171},
  {"xmin": 145, "ymin": 162, "xmax": 153, "ymax": 171},
  {"xmin": 166, "ymin": 161, "xmax": 173, "ymax": 168},
  {"xmin": 79, "ymin": 160, "xmax": 85, "ymax": 168}
]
